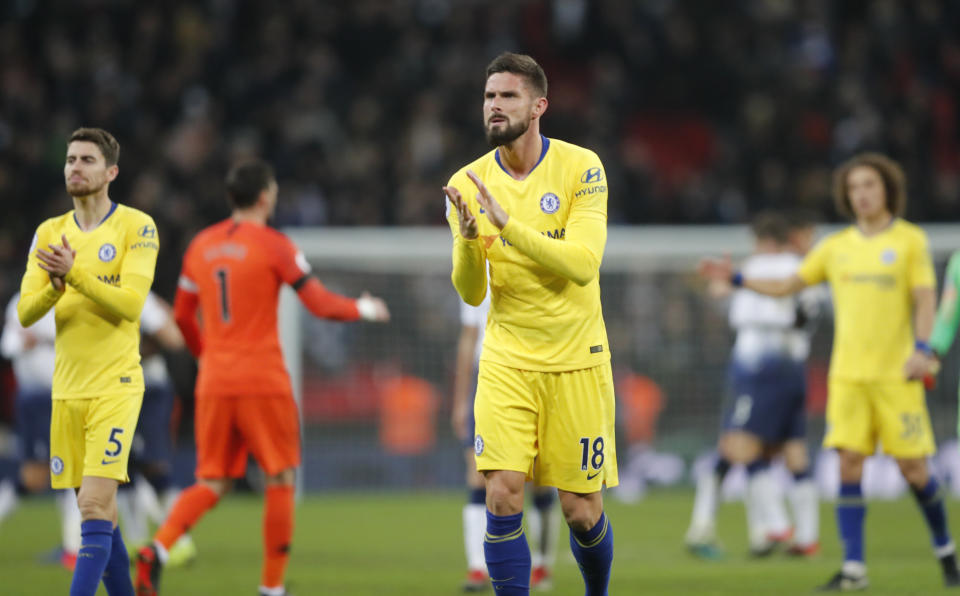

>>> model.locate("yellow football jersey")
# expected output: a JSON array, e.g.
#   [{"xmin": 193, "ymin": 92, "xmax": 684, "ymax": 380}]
[
  {"xmin": 446, "ymin": 136, "xmax": 610, "ymax": 372},
  {"xmin": 18, "ymin": 202, "xmax": 158, "ymax": 399},
  {"xmin": 797, "ymin": 219, "xmax": 935, "ymax": 381}
]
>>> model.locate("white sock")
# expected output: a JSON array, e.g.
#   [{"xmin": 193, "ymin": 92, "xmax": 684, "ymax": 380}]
[
  {"xmin": 0, "ymin": 478, "xmax": 19, "ymax": 524},
  {"xmin": 117, "ymin": 489, "xmax": 148, "ymax": 546},
  {"xmin": 258, "ymin": 585, "xmax": 285, "ymax": 596},
  {"xmin": 57, "ymin": 489, "xmax": 81, "ymax": 554},
  {"xmin": 527, "ymin": 498, "xmax": 560, "ymax": 569},
  {"xmin": 790, "ymin": 478, "xmax": 819, "ymax": 547},
  {"xmin": 686, "ymin": 469, "xmax": 719, "ymax": 543},
  {"xmin": 463, "ymin": 504, "xmax": 487, "ymax": 572},
  {"xmin": 134, "ymin": 478, "xmax": 163, "ymax": 525},
  {"xmin": 154, "ymin": 540, "xmax": 170, "ymax": 565},
  {"xmin": 763, "ymin": 470, "xmax": 792, "ymax": 538},
  {"xmin": 842, "ymin": 560, "xmax": 867, "ymax": 578},
  {"xmin": 745, "ymin": 472, "xmax": 770, "ymax": 549}
]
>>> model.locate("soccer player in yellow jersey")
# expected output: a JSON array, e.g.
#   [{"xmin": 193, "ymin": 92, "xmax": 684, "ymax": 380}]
[
  {"xmin": 17, "ymin": 127, "xmax": 158, "ymax": 596},
  {"xmin": 444, "ymin": 53, "xmax": 616, "ymax": 596},
  {"xmin": 701, "ymin": 153, "xmax": 959, "ymax": 591}
]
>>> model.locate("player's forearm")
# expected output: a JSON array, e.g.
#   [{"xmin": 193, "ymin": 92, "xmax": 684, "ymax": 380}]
[
  {"xmin": 931, "ymin": 292, "xmax": 960, "ymax": 356},
  {"xmin": 65, "ymin": 265, "xmax": 151, "ymax": 322},
  {"xmin": 17, "ymin": 277, "xmax": 62, "ymax": 327},
  {"xmin": 913, "ymin": 286, "xmax": 936, "ymax": 342},
  {"xmin": 499, "ymin": 217, "xmax": 603, "ymax": 286},
  {"xmin": 451, "ymin": 236, "xmax": 487, "ymax": 306},
  {"xmin": 297, "ymin": 277, "xmax": 361, "ymax": 321},
  {"xmin": 741, "ymin": 275, "xmax": 805, "ymax": 297},
  {"xmin": 173, "ymin": 289, "xmax": 203, "ymax": 357}
]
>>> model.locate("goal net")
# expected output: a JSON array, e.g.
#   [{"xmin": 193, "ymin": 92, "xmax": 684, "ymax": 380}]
[{"xmin": 280, "ymin": 225, "xmax": 960, "ymax": 492}]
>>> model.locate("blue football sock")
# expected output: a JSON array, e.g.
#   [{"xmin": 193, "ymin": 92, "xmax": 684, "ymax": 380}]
[
  {"xmin": 71, "ymin": 519, "xmax": 113, "ymax": 596},
  {"xmin": 484, "ymin": 510, "xmax": 530, "ymax": 595},
  {"xmin": 837, "ymin": 483, "xmax": 866, "ymax": 563},
  {"xmin": 714, "ymin": 456, "xmax": 731, "ymax": 481},
  {"xmin": 570, "ymin": 511, "xmax": 614, "ymax": 596},
  {"xmin": 102, "ymin": 525, "xmax": 133, "ymax": 596},
  {"xmin": 913, "ymin": 477, "xmax": 953, "ymax": 551},
  {"xmin": 745, "ymin": 458, "xmax": 768, "ymax": 476}
]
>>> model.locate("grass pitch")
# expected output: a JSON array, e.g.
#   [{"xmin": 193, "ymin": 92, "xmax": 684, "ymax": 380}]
[{"xmin": 0, "ymin": 490, "xmax": 957, "ymax": 595}]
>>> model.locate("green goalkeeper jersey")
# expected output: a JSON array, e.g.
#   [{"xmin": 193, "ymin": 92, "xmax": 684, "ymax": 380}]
[{"xmin": 931, "ymin": 250, "xmax": 960, "ymax": 435}]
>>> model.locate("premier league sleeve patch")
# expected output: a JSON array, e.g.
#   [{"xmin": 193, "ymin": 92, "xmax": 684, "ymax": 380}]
[
  {"xmin": 540, "ymin": 193, "xmax": 560, "ymax": 214},
  {"xmin": 98, "ymin": 243, "xmax": 117, "ymax": 262}
]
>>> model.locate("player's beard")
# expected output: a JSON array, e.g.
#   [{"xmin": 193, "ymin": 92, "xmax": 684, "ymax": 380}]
[
  {"xmin": 485, "ymin": 116, "xmax": 529, "ymax": 148},
  {"xmin": 65, "ymin": 174, "xmax": 107, "ymax": 198}
]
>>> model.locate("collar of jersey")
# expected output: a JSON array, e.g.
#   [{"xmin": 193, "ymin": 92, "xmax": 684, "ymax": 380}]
[
  {"xmin": 494, "ymin": 135, "xmax": 550, "ymax": 180},
  {"xmin": 72, "ymin": 201, "xmax": 118, "ymax": 232},
  {"xmin": 854, "ymin": 216, "xmax": 898, "ymax": 239}
]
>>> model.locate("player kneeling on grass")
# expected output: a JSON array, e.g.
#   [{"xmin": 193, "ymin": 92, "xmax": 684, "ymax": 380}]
[
  {"xmin": 700, "ymin": 153, "xmax": 960, "ymax": 591},
  {"xmin": 134, "ymin": 160, "xmax": 390, "ymax": 596}
]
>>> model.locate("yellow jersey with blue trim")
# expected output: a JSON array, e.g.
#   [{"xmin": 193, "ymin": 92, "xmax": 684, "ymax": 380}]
[
  {"xmin": 797, "ymin": 218, "xmax": 935, "ymax": 381},
  {"xmin": 18, "ymin": 202, "xmax": 159, "ymax": 399},
  {"xmin": 446, "ymin": 136, "xmax": 610, "ymax": 372}
]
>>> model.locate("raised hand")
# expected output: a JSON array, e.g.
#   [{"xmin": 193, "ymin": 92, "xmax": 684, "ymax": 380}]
[
  {"xmin": 466, "ymin": 170, "xmax": 509, "ymax": 230},
  {"xmin": 443, "ymin": 185, "xmax": 478, "ymax": 240},
  {"xmin": 357, "ymin": 291, "xmax": 391, "ymax": 322},
  {"xmin": 697, "ymin": 255, "xmax": 733, "ymax": 283},
  {"xmin": 37, "ymin": 234, "xmax": 76, "ymax": 279}
]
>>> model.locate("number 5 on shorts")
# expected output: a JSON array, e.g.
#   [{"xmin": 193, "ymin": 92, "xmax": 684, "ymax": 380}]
[{"xmin": 105, "ymin": 427, "xmax": 124, "ymax": 457}]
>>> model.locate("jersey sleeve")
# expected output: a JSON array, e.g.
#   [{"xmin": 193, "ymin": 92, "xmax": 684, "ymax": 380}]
[
  {"xmin": 446, "ymin": 175, "xmax": 488, "ymax": 306},
  {"xmin": 797, "ymin": 236, "xmax": 831, "ymax": 286},
  {"xmin": 908, "ymin": 229, "xmax": 936, "ymax": 289},
  {"xmin": 65, "ymin": 212, "xmax": 158, "ymax": 322},
  {"xmin": 17, "ymin": 223, "xmax": 64, "ymax": 327},
  {"xmin": 499, "ymin": 154, "xmax": 607, "ymax": 286},
  {"xmin": 270, "ymin": 232, "xmax": 312, "ymax": 285},
  {"xmin": 930, "ymin": 251, "xmax": 960, "ymax": 356}
]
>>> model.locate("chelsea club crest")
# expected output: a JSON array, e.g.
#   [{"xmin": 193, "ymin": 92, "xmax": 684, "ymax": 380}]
[
  {"xmin": 474, "ymin": 434, "xmax": 485, "ymax": 456},
  {"xmin": 51, "ymin": 456, "xmax": 64, "ymax": 475},
  {"xmin": 540, "ymin": 193, "xmax": 560, "ymax": 214},
  {"xmin": 98, "ymin": 243, "xmax": 117, "ymax": 262}
]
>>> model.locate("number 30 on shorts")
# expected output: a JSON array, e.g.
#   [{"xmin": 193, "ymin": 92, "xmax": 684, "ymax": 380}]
[{"xmin": 579, "ymin": 437, "xmax": 605, "ymax": 471}]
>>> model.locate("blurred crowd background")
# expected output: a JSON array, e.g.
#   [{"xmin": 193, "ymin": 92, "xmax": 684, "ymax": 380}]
[
  {"xmin": 2, "ymin": 0, "xmax": 960, "ymax": 299},
  {"xmin": 2, "ymin": 0, "xmax": 960, "ymax": 489}
]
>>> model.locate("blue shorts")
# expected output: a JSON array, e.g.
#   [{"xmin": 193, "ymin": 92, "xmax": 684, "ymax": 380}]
[
  {"xmin": 131, "ymin": 383, "xmax": 174, "ymax": 466},
  {"xmin": 15, "ymin": 388, "xmax": 52, "ymax": 462},
  {"xmin": 722, "ymin": 358, "xmax": 806, "ymax": 443}
]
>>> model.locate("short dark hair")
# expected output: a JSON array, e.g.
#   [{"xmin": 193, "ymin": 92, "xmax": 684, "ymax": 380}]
[
  {"xmin": 68, "ymin": 127, "xmax": 120, "ymax": 166},
  {"xmin": 225, "ymin": 159, "xmax": 275, "ymax": 209},
  {"xmin": 486, "ymin": 52, "xmax": 548, "ymax": 97},
  {"xmin": 750, "ymin": 211, "xmax": 790, "ymax": 244},
  {"xmin": 832, "ymin": 152, "xmax": 907, "ymax": 219}
]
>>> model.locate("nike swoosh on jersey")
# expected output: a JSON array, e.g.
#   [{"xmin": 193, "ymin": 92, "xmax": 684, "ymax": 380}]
[
  {"xmin": 101, "ymin": 459, "xmax": 120, "ymax": 465},
  {"xmin": 586, "ymin": 471, "xmax": 601, "ymax": 480}
]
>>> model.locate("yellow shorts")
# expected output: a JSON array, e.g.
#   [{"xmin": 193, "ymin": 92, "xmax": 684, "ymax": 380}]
[
  {"xmin": 49, "ymin": 392, "xmax": 143, "ymax": 489},
  {"xmin": 824, "ymin": 379, "xmax": 935, "ymax": 458},
  {"xmin": 473, "ymin": 360, "xmax": 618, "ymax": 493}
]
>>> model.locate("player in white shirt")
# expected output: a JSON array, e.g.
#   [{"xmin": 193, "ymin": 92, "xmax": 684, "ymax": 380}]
[
  {"xmin": 453, "ymin": 291, "xmax": 560, "ymax": 592},
  {"xmin": 116, "ymin": 292, "xmax": 196, "ymax": 564},
  {"xmin": 0, "ymin": 293, "xmax": 82, "ymax": 569},
  {"xmin": 686, "ymin": 212, "xmax": 822, "ymax": 558}
]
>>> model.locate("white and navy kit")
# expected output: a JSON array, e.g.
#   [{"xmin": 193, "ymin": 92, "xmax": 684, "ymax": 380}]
[
  {"xmin": 722, "ymin": 253, "xmax": 823, "ymax": 442},
  {"xmin": 1, "ymin": 294, "xmax": 55, "ymax": 462},
  {"xmin": 459, "ymin": 291, "xmax": 490, "ymax": 448},
  {"xmin": 132, "ymin": 292, "xmax": 176, "ymax": 465}
]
